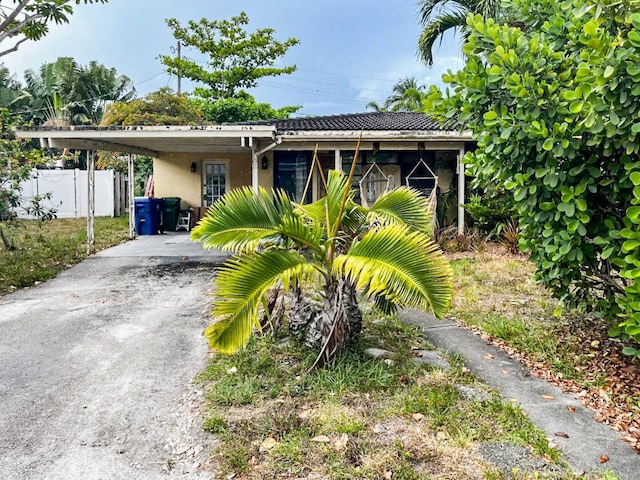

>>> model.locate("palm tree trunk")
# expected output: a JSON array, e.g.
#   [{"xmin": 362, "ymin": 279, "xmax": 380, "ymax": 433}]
[
  {"xmin": 310, "ymin": 280, "xmax": 348, "ymax": 369},
  {"xmin": 288, "ymin": 286, "xmax": 318, "ymax": 338},
  {"xmin": 342, "ymin": 280, "xmax": 362, "ymax": 342}
]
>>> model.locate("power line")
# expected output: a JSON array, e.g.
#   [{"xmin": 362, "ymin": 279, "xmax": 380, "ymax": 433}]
[
  {"xmin": 293, "ymin": 67, "xmax": 399, "ymax": 84},
  {"xmin": 268, "ymin": 76, "xmax": 390, "ymax": 94},
  {"xmin": 257, "ymin": 80, "xmax": 364, "ymax": 104}
]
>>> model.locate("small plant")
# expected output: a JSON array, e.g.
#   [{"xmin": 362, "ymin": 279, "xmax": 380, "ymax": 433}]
[
  {"xmin": 435, "ymin": 225, "xmax": 487, "ymax": 252},
  {"xmin": 499, "ymin": 218, "xmax": 520, "ymax": 254}
]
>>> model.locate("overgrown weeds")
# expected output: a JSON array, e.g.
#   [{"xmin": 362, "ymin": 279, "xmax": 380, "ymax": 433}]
[
  {"xmin": 197, "ymin": 307, "xmax": 610, "ymax": 479},
  {"xmin": 449, "ymin": 244, "xmax": 640, "ymax": 452},
  {"xmin": 0, "ymin": 217, "xmax": 129, "ymax": 296}
]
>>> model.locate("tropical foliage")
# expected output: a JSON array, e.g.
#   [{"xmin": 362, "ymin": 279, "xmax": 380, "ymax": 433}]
[
  {"xmin": 160, "ymin": 11, "xmax": 299, "ymax": 100},
  {"xmin": 0, "ymin": 108, "xmax": 55, "ymax": 249},
  {"xmin": 24, "ymin": 57, "xmax": 135, "ymax": 125},
  {"xmin": 0, "ymin": 66, "xmax": 30, "ymax": 119},
  {"xmin": 193, "ymin": 91, "xmax": 300, "ymax": 124},
  {"xmin": 102, "ymin": 87, "xmax": 204, "ymax": 126},
  {"xmin": 425, "ymin": 0, "xmax": 640, "ymax": 358},
  {"xmin": 191, "ymin": 167, "xmax": 453, "ymax": 368},
  {"xmin": 0, "ymin": 0, "xmax": 107, "ymax": 57},
  {"xmin": 367, "ymin": 77, "xmax": 427, "ymax": 112},
  {"xmin": 417, "ymin": 0, "xmax": 502, "ymax": 65}
]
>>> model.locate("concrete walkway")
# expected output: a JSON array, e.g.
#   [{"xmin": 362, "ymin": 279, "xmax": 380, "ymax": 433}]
[
  {"xmin": 401, "ymin": 310, "xmax": 639, "ymax": 480},
  {"xmin": 0, "ymin": 233, "xmax": 227, "ymax": 480}
]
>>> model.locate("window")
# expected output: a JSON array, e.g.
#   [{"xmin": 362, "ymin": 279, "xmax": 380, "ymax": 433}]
[{"xmin": 203, "ymin": 162, "xmax": 227, "ymax": 207}]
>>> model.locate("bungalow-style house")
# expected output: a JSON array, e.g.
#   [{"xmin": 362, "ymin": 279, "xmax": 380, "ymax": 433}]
[{"xmin": 17, "ymin": 112, "xmax": 473, "ymax": 237}]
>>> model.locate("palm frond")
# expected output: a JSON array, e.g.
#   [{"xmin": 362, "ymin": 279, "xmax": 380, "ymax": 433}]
[
  {"xmin": 191, "ymin": 187, "xmax": 295, "ymax": 252},
  {"xmin": 296, "ymin": 197, "xmax": 326, "ymax": 225},
  {"xmin": 334, "ymin": 225, "xmax": 453, "ymax": 318},
  {"xmin": 368, "ymin": 187, "xmax": 434, "ymax": 233},
  {"xmin": 340, "ymin": 201, "xmax": 368, "ymax": 236},
  {"xmin": 206, "ymin": 250, "xmax": 316, "ymax": 353},
  {"xmin": 276, "ymin": 213, "xmax": 325, "ymax": 254},
  {"xmin": 325, "ymin": 170, "xmax": 353, "ymax": 236},
  {"xmin": 418, "ymin": 9, "xmax": 469, "ymax": 65}
]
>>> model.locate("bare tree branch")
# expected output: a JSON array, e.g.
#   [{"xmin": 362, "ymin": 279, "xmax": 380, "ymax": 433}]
[{"xmin": 0, "ymin": 36, "xmax": 29, "ymax": 58}]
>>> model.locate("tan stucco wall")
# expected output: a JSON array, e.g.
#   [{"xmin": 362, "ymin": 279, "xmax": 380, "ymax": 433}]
[
  {"xmin": 154, "ymin": 152, "xmax": 257, "ymax": 208},
  {"xmin": 153, "ymin": 154, "xmax": 201, "ymax": 208}
]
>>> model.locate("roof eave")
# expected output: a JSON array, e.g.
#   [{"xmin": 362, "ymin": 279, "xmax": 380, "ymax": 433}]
[{"xmin": 277, "ymin": 129, "xmax": 474, "ymax": 141}]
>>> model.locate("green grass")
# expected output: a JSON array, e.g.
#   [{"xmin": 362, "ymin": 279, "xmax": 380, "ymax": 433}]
[
  {"xmin": 0, "ymin": 217, "xmax": 130, "ymax": 296},
  {"xmin": 196, "ymin": 309, "xmax": 615, "ymax": 479}
]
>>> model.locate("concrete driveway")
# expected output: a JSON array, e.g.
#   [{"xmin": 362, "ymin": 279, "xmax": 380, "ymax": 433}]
[{"xmin": 0, "ymin": 233, "xmax": 228, "ymax": 479}]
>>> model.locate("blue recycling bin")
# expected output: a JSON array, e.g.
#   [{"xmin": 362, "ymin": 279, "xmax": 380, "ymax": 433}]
[{"xmin": 135, "ymin": 197, "xmax": 164, "ymax": 235}]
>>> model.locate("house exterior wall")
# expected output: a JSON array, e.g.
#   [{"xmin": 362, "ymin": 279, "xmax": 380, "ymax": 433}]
[
  {"xmin": 154, "ymin": 152, "xmax": 254, "ymax": 209},
  {"xmin": 153, "ymin": 144, "xmax": 463, "ymax": 229}
]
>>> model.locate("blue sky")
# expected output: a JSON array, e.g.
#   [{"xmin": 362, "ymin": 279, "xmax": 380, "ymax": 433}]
[{"xmin": 4, "ymin": 0, "xmax": 462, "ymax": 116}]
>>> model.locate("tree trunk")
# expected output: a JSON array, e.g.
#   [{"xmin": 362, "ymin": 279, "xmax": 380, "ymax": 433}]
[
  {"xmin": 310, "ymin": 279, "xmax": 348, "ymax": 369},
  {"xmin": 342, "ymin": 280, "xmax": 362, "ymax": 342},
  {"xmin": 288, "ymin": 287, "xmax": 318, "ymax": 338}
]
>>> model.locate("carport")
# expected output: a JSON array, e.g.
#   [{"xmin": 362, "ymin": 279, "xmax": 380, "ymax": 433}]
[
  {"xmin": 15, "ymin": 124, "xmax": 278, "ymax": 253},
  {"xmin": 16, "ymin": 113, "xmax": 473, "ymax": 253}
]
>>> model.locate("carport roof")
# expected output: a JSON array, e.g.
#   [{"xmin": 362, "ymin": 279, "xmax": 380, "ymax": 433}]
[{"xmin": 15, "ymin": 112, "xmax": 471, "ymax": 156}]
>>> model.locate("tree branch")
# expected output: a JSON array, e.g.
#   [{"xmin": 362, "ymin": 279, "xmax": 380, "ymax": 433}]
[
  {"xmin": 0, "ymin": 12, "xmax": 44, "ymax": 44},
  {"xmin": 0, "ymin": 0, "xmax": 31, "ymax": 34},
  {"xmin": 0, "ymin": 36, "xmax": 29, "ymax": 57}
]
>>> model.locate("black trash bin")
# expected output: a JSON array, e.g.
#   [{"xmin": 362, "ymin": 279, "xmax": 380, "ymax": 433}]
[
  {"xmin": 162, "ymin": 197, "xmax": 181, "ymax": 232},
  {"xmin": 135, "ymin": 197, "xmax": 164, "ymax": 235}
]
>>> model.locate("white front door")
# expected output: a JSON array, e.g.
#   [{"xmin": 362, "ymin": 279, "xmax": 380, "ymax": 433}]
[{"xmin": 203, "ymin": 161, "xmax": 228, "ymax": 207}]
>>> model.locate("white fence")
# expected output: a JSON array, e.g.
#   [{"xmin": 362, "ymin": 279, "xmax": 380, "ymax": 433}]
[{"xmin": 18, "ymin": 169, "xmax": 128, "ymax": 219}]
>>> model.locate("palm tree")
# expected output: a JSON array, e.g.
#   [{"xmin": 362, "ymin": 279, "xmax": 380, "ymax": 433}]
[
  {"xmin": 0, "ymin": 66, "xmax": 30, "ymax": 112},
  {"xmin": 23, "ymin": 57, "xmax": 134, "ymax": 125},
  {"xmin": 367, "ymin": 77, "xmax": 427, "ymax": 113},
  {"xmin": 386, "ymin": 77, "xmax": 427, "ymax": 112},
  {"xmin": 417, "ymin": 0, "xmax": 502, "ymax": 66},
  {"xmin": 191, "ymin": 167, "xmax": 453, "ymax": 368}
]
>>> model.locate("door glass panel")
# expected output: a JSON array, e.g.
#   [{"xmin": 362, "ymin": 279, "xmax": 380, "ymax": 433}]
[{"xmin": 204, "ymin": 163, "xmax": 226, "ymax": 207}]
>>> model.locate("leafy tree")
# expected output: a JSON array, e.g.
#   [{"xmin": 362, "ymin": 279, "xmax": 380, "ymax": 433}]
[
  {"xmin": 102, "ymin": 87, "xmax": 205, "ymax": 126},
  {"xmin": 0, "ymin": 65, "xmax": 29, "ymax": 111},
  {"xmin": 367, "ymin": 77, "xmax": 427, "ymax": 112},
  {"xmin": 160, "ymin": 12, "xmax": 299, "ymax": 99},
  {"xmin": 425, "ymin": 0, "xmax": 640, "ymax": 358},
  {"xmin": 24, "ymin": 57, "xmax": 134, "ymax": 125},
  {"xmin": 0, "ymin": 108, "xmax": 55, "ymax": 249},
  {"xmin": 191, "ymin": 168, "xmax": 452, "ymax": 368},
  {"xmin": 193, "ymin": 91, "xmax": 300, "ymax": 124},
  {"xmin": 0, "ymin": 0, "xmax": 107, "ymax": 57},
  {"xmin": 417, "ymin": 0, "xmax": 502, "ymax": 65}
]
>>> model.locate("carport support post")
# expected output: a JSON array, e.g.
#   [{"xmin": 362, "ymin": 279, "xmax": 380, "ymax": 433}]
[
  {"xmin": 128, "ymin": 154, "xmax": 135, "ymax": 239},
  {"xmin": 251, "ymin": 148, "xmax": 259, "ymax": 192},
  {"xmin": 334, "ymin": 149, "xmax": 342, "ymax": 172},
  {"xmin": 87, "ymin": 150, "xmax": 95, "ymax": 255},
  {"xmin": 457, "ymin": 146, "xmax": 465, "ymax": 236}
]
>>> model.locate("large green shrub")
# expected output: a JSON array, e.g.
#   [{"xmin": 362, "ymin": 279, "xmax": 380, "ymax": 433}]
[{"xmin": 425, "ymin": 0, "xmax": 640, "ymax": 358}]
